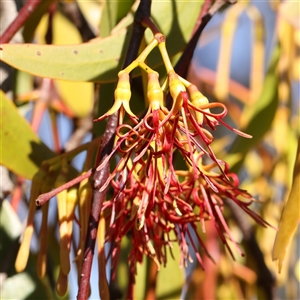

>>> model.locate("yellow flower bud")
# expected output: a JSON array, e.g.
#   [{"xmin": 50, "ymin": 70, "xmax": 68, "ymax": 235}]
[
  {"xmin": 114, "ymin": 72, "xmax": 131, "ymax": 106},
  {"xmin": 147, "ymin": 73, "xmax": 164, "ymax": 110},
  {"xmin": 37, "ymin": 202, "xmax": 49, "ymax": 279},
  {"xmin": 76, "ymin": 177, "xmax": 92, "ymax": 276},
  {"xmin": 15, "ymin": 170, "xmax": 46, "ymax": 273},
  {"xmin": 97, "ymin": 214, "xmax": 109, "ymax": 300},
  {"xmin": 65, "ymin": 186, "xmax": 78, "ymax": 253},
  {"xmin": 55, "ymin": 170, "xmax": 71, "ymax": 276},
  {"xmin": 187, "ymin": 84, "xmax": 214, "ymax": 124},
  {"xmin": 168, "ymin": 71, "xmax": 186, "ymax": 114},
  {"xmin": 95, "ymin": 71, "xmax": 138, "ymax": 123}
]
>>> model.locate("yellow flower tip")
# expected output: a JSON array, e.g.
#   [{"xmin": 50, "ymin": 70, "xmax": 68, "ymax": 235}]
[
  {"xmin": 168, "ymin": 71, "xmax": 186, "ymax": 99},
  {"xmin": 115, "ymin": 72, "xmax": 131, "ymax": 101},
  {"xmin": 15, "ymin": 244, "xmax": 30, "ymax": 273},
  {"xmin": 187, "ymin": 84, "xmax": 216, "ymax": 124},
  {"xmin": 112, "ymin": 71, "xmax": 139, "ymax": 122},
  {"xmin": 66, "ymin": 187, "xmax": 78, "ymax": 219},
  {"xmin": 188, "ymin": 85, "xmax": 209, "ymax": 108},
  {"xmin": 59, "ymin": 230, "xmax": 71, "ymax": 275},
  {"xmin": 37, "ymin": 252, "xmax": 47, "ymax": 279},
  {"xmin": 94, "ymin": 100, "xmax": 122, "ymax": 122},
  {"xmin": 56, "ymin": 268, "xmax": 68, "ymax": 297},
  {"xmin": 122, "ymin": 100, "xmax": 138, "ymax": 121},
  {"xmin": 96, "ymin": 72, "xmax": 135, "ymax": 122},
  {"xmin": 15, "ymin": 226, "xmax": 34, "ymax": 272},
  {"xmin": 78, "ymin": 178, "xmax": 92, "ymax": 201},
  {"xmin": 147, "ymin": 73, "xmax": 164, "ymax": 110},
  {"xmin": 168, "ymin": 71, "xmax": 186, "ymax": 114}
]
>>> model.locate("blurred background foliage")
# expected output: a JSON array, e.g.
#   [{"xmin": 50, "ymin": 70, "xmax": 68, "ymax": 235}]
[{"xmin": 0, "ymin": 0, "xmax": 299, "ymax": 299}]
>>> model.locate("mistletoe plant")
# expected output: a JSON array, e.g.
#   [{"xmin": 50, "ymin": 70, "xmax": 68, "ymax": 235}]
[{"xmin": 1, "ymin": 0, "xmax": 299, "ymax": 300}]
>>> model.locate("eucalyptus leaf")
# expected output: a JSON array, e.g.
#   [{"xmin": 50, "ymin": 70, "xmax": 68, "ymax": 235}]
[
  {"xmin": 99, "ymin": 1, "xmax": 119, "ymax": 38},
  {"xmin": 0, "ymin": 1, "xmax": 202, "ymax": 83},
  {"xmin": 273, "ymin": 138, "xmax": 300, "ymax": 272},
  {"xmin": 0, "ymin": 90, "xmax": 55, "ymax": 179}
]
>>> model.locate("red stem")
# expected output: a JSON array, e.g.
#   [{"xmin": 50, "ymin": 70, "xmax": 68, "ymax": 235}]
[
  {"xmin": 36, "ymin": 169, "xmax": 92, "ymax": 206},
  {"xmin": 191, "ymin": 0, "xmax": 213, "ymax": 36},
  {"xmin": 0, "ymin": 0, "xmax": 42, "ymax": 44},
  {"xmin": 141, "ymin": 17, "xmax": 160, "ymax": 35}
]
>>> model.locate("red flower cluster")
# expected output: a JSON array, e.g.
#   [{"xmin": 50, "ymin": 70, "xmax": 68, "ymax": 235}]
[{"xmin": 95, "ymin": 70, "xmax": 270, "ymax": 279}]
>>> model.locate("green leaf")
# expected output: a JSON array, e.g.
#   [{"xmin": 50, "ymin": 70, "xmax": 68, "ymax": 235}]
[
  {"xmin": 99, "ymin": 1, "xmax": 118, "ymax": 38},
  {"xmin": 226, "ymin": 47, "xmax": 280, "ymax": 173},
  {"xmin": 99, "ymin": 0, "xmax": 134, "ymax": 38},
  {"xmin": 273, "ymin": 137, "xmax": 300, "ymax": 272},
  {"xmin": 0, "ymin": 33, "xmax": 126, "ymax": 83},
  {"xmin": 54, "ymin": 79, "xmax": 94, "ymax": 117},
  {"xmin": 0, "ymin": 1, "xmax": 202, "ymax": 83},
  {"xmin": 35, "ymin": 10, "xmax": 82, "ymax": 45},
  {"xmin": 0, "ymin": 90, "xmax": 55, "ymax": 179},
  {"xmin": 14, "ymin": 70, "xmax": 34, "ymax": 96}
]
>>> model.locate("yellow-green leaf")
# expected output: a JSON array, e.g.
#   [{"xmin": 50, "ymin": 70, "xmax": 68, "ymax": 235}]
[
  {"xmin": 0, "ymin": 90, "xmax": 55, "ymax": 179},
  {"xmin": 35, "ymin": 11, "xmax": 82, "ymax": 45},
  {"xmin": 99, "ymin": 1, "xmax": 134, "ymax": 38},
  {"xmin": 0, "ymin": 33, "xmax": 126, "ymax": 83},
  {"xmin": 55, "ymin": 80, "xmax": 94, "ymax": 117},
  {"xmin": 273, "ymin": 138, "xmax": 300, "ymax": 273}
]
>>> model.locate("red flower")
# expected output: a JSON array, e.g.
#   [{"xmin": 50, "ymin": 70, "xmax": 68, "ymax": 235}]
[{"xmin": 95, "ymin": 70, "xmax": 270, "ymax": 275}]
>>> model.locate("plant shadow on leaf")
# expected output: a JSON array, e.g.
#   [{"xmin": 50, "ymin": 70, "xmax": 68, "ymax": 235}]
[{"xmin": 28, "ymin": 141, "xmax": 56, "ymax": 168}]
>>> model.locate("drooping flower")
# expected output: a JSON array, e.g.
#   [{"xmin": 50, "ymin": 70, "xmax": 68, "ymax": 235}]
[
  {"xmin": 95, "ymin": 72, "xmax": 138, "ymax": 125},
  {"xmin": 95, "ymin": 69, "xmax": 271, "ymax": 278}
]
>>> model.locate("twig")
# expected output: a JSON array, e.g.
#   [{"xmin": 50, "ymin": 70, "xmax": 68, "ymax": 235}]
[
  {"xmin": 0, "ymin": 0, "xmax": 42, "ymax": 44},
  {"xmin": 36, "ymin": 169, "xmax": 92, "ymax": 206},
  {"xmin": 76, "ymin": 1, "xmax": 151, "ymax": 299}
]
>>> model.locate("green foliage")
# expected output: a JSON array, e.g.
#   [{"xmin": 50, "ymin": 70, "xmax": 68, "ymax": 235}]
[
  {"xmin": 0, "ymin": 2, "xmax": 201, "ymax": 83},
  {"xmin": 0, "ymin": 90, "xmax": 55, "ymax": 179}
]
